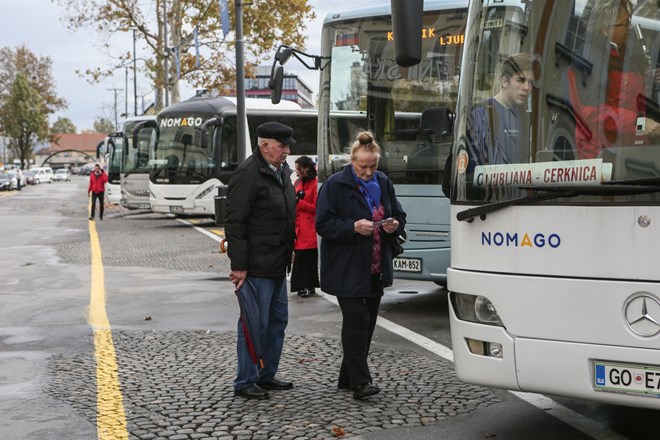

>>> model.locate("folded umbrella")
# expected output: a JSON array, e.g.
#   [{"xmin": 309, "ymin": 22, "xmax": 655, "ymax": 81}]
[{"xmin": 235, "ymin": 279, "xmax": 265, "ymax": 368}]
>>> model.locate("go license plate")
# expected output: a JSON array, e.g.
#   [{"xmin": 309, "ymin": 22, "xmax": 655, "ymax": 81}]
[
  {"xmin": 393, "ymin": 257, "xmax": 422, "ymax": 273},
  {"xmin": 594, "ymin": 361, "xmax": 660, "ymax": 395}
]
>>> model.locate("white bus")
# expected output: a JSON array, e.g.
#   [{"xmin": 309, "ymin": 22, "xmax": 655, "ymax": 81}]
[
  {"xmin": 442, "ymin": 0, "xmax": 660, "ymax": 409},
  {"xmin": 312, "ymin": 0, "xmax": 469, "ymax": 285},
  {"xmin": 105, "ymin": 115, "xmax": 157, "ymax": 210},
  {"xmin": 136, "ymin": 96, "xmax": 317, "ymax": 222}
]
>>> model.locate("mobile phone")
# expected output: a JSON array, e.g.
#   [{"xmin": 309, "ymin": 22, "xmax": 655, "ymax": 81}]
[{"xmin": 374, "ymin": 218, "xmax": 395, "ymax": 226}]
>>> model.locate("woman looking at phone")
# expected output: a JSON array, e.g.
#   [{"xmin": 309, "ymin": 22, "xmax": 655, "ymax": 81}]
[{"xmin": 316, "ymin": 131, "xmax": 407, "ymax": 400}]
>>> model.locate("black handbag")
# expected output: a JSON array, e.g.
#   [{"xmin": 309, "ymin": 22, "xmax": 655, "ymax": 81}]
[{"xmin": 390, "ymin": 231, "xmax": 406, "ymax": 258}]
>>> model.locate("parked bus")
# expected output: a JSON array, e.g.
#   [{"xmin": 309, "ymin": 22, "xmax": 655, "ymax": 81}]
[
  {"xmin": 440, "ymin": 0, "xmax": 660, "ymax": 409},
  {"xmin": 105, "ymin": 115, "xmax": 157, "ymax": 210},
  {"xmin": 314, "ymin": 1, "xmax": 468, "ymax": 285},
  {"xmin": 136, "ymin": 96, "xmax": 317, "ymax": 220}
]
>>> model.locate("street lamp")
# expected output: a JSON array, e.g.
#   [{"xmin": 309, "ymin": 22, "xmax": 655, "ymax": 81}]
[{"xmin": 131, "ymin": 27, "xmax": 138, "ymax": 116}]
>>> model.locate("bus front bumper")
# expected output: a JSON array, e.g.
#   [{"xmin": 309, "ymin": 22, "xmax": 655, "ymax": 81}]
[{"xmin": 449, "ymin": 304, "xmax": 660, "ymax": 409}]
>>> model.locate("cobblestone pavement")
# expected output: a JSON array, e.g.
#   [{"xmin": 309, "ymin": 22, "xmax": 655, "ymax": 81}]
[
  {"xmin": 43, "ymin": 199, "xmax": 502, "ymax": 439},
  {"xmin": 48, "ymin": 331, "xmax": 500, "ymax": 440}
]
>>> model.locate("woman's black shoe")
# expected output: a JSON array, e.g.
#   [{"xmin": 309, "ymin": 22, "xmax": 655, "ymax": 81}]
[
  {"xmin": 300, "ymin": 289, "xmax": 310, "ymax": 298},
  {"xmin": 352, "ymin": 383, "xmax": 380, "ymax": 400},
  {"xmin": 297, "ymin": 290, "xmax": 305, "ymax": 297}
]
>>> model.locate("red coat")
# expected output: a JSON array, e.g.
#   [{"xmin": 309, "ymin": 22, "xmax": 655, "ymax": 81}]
[
  {"xmin": 88, "ymin": 170, "xmax": 108, "ymax": 194},
  {"xmin": 294, "ymin": 177, "xmax": 318, "ymax": 250},
  {"xmin": 566, "ymin": 51, "xmax": 648, "ymax": 159}
]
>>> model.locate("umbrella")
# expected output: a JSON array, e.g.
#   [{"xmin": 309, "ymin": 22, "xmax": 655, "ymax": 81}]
[{"xmin": 236, "ymin": 279, "xmax": 265, "ymax": 368}]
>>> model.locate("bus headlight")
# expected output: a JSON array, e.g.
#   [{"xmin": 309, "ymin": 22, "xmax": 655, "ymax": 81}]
[
  {"xmin": 451, "ymin": 292, "xmax": 504, "ymax": 326},
  {"xmin": 196, "ymin": 185, "xmax": 215, "ymax": 199}
]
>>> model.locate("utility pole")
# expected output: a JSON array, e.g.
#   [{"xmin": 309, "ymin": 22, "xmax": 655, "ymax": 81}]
[
  {"xmin": 125, "ymin": 67, "xmax": 129, "ymax": 117},
  {"xmin": 163, "ymin": 0, "xmax": 170, "ymax": 107},
  {"xmin": 236, "ymin": 0, "xmax": 246, "ymax": 161},
  {"xmin": 107, "ymin": 87, "xmax": 123, "ymax": 131},
  {"xmin": 132, "ymin": 27, "xmax": 138, "ymax": 116}
]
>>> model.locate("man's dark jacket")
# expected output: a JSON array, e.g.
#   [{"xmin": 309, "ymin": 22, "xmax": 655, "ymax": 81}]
[
  {"xmin": 225, "ymin": 149, "xmax": 296, "ymax": 277},
  {"xmin": 316, "ymin": 165, "xmax": 406, "ymax": 297}
]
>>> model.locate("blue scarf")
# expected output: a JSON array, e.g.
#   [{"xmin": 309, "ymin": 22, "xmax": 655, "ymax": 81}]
[{"xmin": 352, "ymin": 167, "xmax": 381, "ymax": 209}]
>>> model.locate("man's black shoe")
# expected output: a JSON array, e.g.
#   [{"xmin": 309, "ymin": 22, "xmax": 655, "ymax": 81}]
[
  {"xmin": 257, "ymin": 377, "xmax": 293, "ymax": 390},
  {"xmin": 353, "ymin": 383, "xmax": 380, "ymax": 400},
  {"xmin": 234, "ymin": 384, "xmax": 269, "ymax": 400}
]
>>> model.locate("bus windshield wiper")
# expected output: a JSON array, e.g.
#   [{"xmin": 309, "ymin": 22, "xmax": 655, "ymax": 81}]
[
  {"xmin": 602, "ymin": 176, "xmax": 660, "ymax": 186},
  {"xmin": 457, "ymin": 183, "xmax": 660, "ymax": 222}
]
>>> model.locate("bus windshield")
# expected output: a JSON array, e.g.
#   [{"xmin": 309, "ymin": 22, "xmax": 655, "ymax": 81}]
[
  {"xmin": 452, "ymin": 0, "xmax": 660, "ymax": 204},
  {"xmin": 123, "ymin": 120, "xmax": 153, "ymax": 174},
  {"xmin": 151, "ymin": 115, "xmax": 217, "ymax": 184},
  {"xmin": 319, "ymin": 8, "xmax": 467, "ymax": 184},
  {"xmin": 107, "ymin": 139, "xmax": 123, "ymax": 183}
]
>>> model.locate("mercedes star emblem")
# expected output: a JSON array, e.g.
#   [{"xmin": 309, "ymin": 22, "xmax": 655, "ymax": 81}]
[{"xmin": 624, "ymin": 292, "xmax": 660, "ymax": 337}]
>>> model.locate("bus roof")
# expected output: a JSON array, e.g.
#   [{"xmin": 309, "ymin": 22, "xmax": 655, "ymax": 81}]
[
  {"xmin": 157, "ymin": 96, "xmax": 302, "ymax": 118},
  {"xmin": 323, "ymin": 0, "xmax": 469, "ymax": 25},
  {"xmin": 122, "ymin": 115, "xmax": 156, "ymax": 124}
]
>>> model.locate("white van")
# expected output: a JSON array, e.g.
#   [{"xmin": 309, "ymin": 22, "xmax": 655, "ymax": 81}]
[{"xmin": 31, "ymin": 167, "xmax": 54, "ymax": 184}]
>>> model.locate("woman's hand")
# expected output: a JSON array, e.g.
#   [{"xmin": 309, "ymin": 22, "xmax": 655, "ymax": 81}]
[
  {"xmin": 382, "ymin": 219, "xmax": 399, "ymax": 234},
  {"xmin": 354, "ymin": 219, "xmax": 375, "ymax": 236}
]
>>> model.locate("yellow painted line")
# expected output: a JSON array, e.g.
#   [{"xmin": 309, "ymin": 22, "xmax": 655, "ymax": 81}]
[
  {"xmin": 208, "ymin": 229, "xmax": 225, "ymax": 237},
  {"xmin": 87, "ymin": 217, "xmax": 129, "ymax": 440}
]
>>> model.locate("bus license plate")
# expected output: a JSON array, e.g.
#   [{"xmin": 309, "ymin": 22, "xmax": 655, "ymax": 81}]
[
  {"xmin": 170, "ymin": 206, "xmax": 184, "ymax": 213},
  {"xmin": 393, "ymin": 257, "xmax": 422, "ymax": 273},
  {"xmin": 138, "ymin": 203, "xmax": 150, "ymax": 209},
  {"xmin": 594, "ymin": 361, "xmax": 660, "ymax": 395}
]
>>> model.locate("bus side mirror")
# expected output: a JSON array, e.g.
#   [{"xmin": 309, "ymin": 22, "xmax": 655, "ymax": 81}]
[
  {"xmin": 201, "ymin": 117, "xmax": 223, "ymax": 149},
  {"xmin": 391, "ymin": 0, "xmax": 423, "ymax": 67},
  {"xmin": 269, "ymin": 65, "xmax": 284, "ymax": 104}
]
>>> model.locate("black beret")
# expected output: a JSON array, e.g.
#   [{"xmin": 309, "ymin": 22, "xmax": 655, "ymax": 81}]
[{"xmin": 257, "ymin": 121, "xmax": 296, "ymax": 145}]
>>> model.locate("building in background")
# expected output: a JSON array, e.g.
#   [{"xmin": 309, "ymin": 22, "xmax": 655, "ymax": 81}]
[
  {"xmin": 35, "ymin": 133, "xmax": 106, "ymax": 169},
  {"xmin": 195, "ymin": 66, "xmax": 315, "ymax": 109},
  {"xmin": 245, "ymin": 66, "xmax": 315, "ymax": 108}
]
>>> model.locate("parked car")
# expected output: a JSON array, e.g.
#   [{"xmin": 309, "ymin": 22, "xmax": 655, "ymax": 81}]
[
  {"xmin": 80, "ymin": 164, "xmax": 95, "ymax": 176},
  {"xmin": 23, "ymin": 170, "xmax": 36, "ymax": 185},
  {"xmin": 0, "ymin": 172, "xmax": 17, "ymax": 191},
  {"xmin": 7, "ymin": 171, "xmax": 27, "ymax": 187},
  {"xmin": 31, "ymin": 167, "xmax": 54, "ymax": 184},
  {"xmin": 53, "ymin": 168, "xmax": 72, "ymax": 182}
]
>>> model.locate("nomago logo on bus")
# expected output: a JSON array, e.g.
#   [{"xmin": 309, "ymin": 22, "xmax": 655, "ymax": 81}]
[
  {"xmin": 160, "ymin": 117, "xmax": 204, "ymax": 128},
  {"xmin": 481, "ymin": 231, "xmax": 561, "ymax": 248}
]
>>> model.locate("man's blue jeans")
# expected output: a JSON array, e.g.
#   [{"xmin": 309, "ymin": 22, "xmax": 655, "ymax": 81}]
[{"xmin": 234, "ymin": 275, "xmax": 288, "ymax": 390}]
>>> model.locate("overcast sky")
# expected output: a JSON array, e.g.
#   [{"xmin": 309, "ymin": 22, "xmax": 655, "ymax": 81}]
[{"xmin": 1, "ymin": 0, "xmax": 383, "ymax": 132}]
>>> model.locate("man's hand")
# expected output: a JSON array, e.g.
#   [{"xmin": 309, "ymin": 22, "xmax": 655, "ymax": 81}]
[{"xmin": 229, "ymin": 270, "xmax": 247, "ymax": 290}]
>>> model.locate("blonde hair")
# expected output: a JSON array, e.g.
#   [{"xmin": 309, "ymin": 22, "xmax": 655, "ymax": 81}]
[{"xmin": 350, "ymin": 131, "xmax": 381, "ymax": 161}]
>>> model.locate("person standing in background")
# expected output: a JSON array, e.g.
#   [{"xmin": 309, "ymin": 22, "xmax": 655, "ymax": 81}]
[
  {"xmin": 316, "ymin": 131, "xmax": 406, "ymax": 400},
  {"xmin": 290, "ymin": 155, "xmax": 320, "ymax": 298},
  {"xmin": 16, "ymin": 168, "xmax": 22, "ymax": 191},
  {"xmin": 88, "ymin": 164, "xmax": 108, "ymax": 221}
]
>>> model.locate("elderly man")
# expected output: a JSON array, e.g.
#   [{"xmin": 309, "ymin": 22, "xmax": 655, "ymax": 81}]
[{"xmin": 225, "ymin": 121, "xmax": 297, "ymax": 400}]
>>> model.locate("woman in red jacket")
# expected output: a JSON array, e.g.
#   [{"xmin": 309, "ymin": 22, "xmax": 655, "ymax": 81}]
[
  {"xmin": 290, "ymin": 156, "xmax": 319, "ymax": 298},
  {"xmin": 88, "ymin": 164, "xmax": 108, "ymax": 221}
]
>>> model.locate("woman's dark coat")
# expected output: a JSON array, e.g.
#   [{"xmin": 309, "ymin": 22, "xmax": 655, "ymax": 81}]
[
  {"xmin": 224, "ymin": 148, "xmax": 296, "ymax": 277},
  {"xmin": 316, "ymin": 165, "xmax": 406, "ymax": 297}
]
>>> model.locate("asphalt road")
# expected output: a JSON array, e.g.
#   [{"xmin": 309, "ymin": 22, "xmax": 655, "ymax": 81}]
[{"xmin": 0, "ymin": 177, "xmax": 655, "ymax": 440}]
